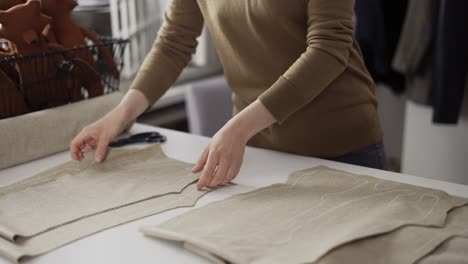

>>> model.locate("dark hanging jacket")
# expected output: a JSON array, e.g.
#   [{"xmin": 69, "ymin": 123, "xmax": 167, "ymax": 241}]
[
  {"xmin": 354, "ymin": 0, "xmax": 408, "ymax": 93},
  {"xmin": 432, "ymin": 0, "xmax": 468, "ymax": 124}
]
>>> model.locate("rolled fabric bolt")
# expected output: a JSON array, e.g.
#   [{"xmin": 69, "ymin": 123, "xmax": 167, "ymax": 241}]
[{"xmin": 0, "ymin": 93, "xmax": 129, "ymax": 170}]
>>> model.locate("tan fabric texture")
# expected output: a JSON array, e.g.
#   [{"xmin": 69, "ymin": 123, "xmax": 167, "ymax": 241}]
[
  {"xmin": 141, "ymin": 166, "xmax": 468, "ymax": 264},
  {"xmin": 0, "ymin": 144, "xmax": 200, "ymax": 241},
  {"xmin": 0, "ymin": 93, "xmax": 124, "ymax": 170},
  {"xmin": 418, "ymin": 235, "xmax": 468, "ymax": 264},
  {"xmin": 0, "ymin": 183, "xmax": 209, "ymax": 263},
  {"xmin": 131, "ymin": 0, "xmax": 383, "ymax": 158},
  {"xmin": 316, "ymin": 205, "xmax": 468, "ymax": 264}
]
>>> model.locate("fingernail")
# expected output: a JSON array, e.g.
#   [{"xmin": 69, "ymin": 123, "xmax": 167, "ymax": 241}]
[{"xmin": 95, "ymin": 156, "xmax": 102, "ymax": 162}]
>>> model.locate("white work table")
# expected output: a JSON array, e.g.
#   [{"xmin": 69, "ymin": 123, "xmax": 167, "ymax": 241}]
[{"xmin": 1, "ymin": 123, "xmax": 467, "ymax": 264}]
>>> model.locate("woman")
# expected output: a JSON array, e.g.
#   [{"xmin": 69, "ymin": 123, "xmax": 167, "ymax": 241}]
[{"xmin": 70, "ymin": 0, "xmax": 386, "ymax": 190}]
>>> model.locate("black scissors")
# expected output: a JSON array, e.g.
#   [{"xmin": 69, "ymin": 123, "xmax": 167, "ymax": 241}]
[{"xmin": 108, "ymin": 132, "xmax": 167, "ymax": 148}]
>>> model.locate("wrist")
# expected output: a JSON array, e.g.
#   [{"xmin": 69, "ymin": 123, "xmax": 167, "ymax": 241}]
[
  {"xmin": 101, "ymin": 105, "xmax": 129, "ymax": 134},
  {"xmin": 225, "ymin": 117, "xmax": 256, "ymax": 143},
  {"xmin": 113, "ymin": 104, "xmax": 133, "ymax": 127},
  {"xmin": 111, "ymin": 89, "xmax": 150, "ymax": 129},
  {"xmin": 226, "ymin": 100, "xmax": 276, "ymax": 142}
]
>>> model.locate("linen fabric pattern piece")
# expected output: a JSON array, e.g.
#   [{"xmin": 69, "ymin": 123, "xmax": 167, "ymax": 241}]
[
  {"xmin": 0, "ymin": 183, "xmax": 209, "ymax": 263},
  {"xmin": 0, "ymin": 144, "xmax": 200, "ymax": 241},
  {"xmin": 418, "ymin": 235, "xmax": 468, "ymax": 264},
  {"xmin": 141, "ymin": 166, "xmax": 468, "ymax": 264},
  {"xmin": 316, "ymin": 205, "xmax": 468, "ymax": 264}
]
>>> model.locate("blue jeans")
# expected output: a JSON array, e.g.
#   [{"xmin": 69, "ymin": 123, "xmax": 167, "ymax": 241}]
[{"xmin": 328, "ymin": 141, "xmax": 387, "ymax": 170}]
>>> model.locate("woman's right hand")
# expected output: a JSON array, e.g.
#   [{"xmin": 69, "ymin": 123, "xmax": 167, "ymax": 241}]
[
  {"xmin": 70, "ymin": 112, "xmax": 126, "ymax": 162},
  {"xmin": 70, "ymin": 90, "xmax": 150, "ymax": 162}
]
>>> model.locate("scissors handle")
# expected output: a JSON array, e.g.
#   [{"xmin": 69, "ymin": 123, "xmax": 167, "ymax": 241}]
[
  {"xmin": 128, "ymin": 132, "xmax": 161, "ymax": 140},
  {"xmin": 109, "ymin": 132, "xmax": 166, "ymax": 148}
]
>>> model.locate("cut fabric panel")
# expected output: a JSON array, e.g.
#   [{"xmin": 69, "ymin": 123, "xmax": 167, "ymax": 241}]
[
  {"xmin": 0, "ymin": 144, "xmax": 200, "ymax": 241},
  {"xmin": 418, "ymin": 235, "xmax": 468, "ymax": 264},
  {"xmin": 141, "ymin": 166, "xmax": 468, "ymax": 264},
  {"xmin": 316, "ymin": 205, "xmax": 468, "ymax": 264},
  {"xmin": 0, "ymin": 183, "xmax": 210, "ymax": 263}
]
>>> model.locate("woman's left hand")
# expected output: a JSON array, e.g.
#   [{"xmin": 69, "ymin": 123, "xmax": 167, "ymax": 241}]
[
  {"xmin": 192, "ymin": 100, "xmax": 277, "ymax": 190},
  {"xmin": 192, "ymin": 122, "xmax": 248, "ymax": 190}
]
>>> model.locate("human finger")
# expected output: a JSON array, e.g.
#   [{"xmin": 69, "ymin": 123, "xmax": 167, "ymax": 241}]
[
  {"xmin": 192, "ymin": 146, "xmax": 209, "ymax": 173},
  {"xmin": 196, "ymin": 150, "xmax": 219, "ymax": 190},
  {"xmin": 94, "ymin": 136, "xmax": 110, "ymax": 162},
  {"xmin": 208, "ymin": 157, "xmax": 229, "ymax": 188},
  {"xmin": 70, "ymin": 133, "xmax": 93, "ymax": 161}
]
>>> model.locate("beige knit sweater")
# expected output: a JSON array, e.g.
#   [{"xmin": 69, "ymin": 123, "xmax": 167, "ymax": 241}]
[{"xmin": 131, "ymin": 0, "xmax": 383, "ymax": 158}]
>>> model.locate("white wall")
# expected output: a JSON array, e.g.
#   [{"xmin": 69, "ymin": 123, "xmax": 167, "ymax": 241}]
[
  {"xmin": 372, "ymin": 85, "xmax": 468, "ymax": 185},
  {"xmin": 402, "ymin": 94, "xmax": 468, "ymax": 185},
  {"xmin": 159, "ymin": 0, "xmax": 168, "ymax": 10},
  {"xmin": 376, "ymin": 86, "xmax": 406, "ymax": 171}
]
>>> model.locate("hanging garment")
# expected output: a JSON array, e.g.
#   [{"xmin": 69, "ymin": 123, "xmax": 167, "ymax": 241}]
[
  {"xmin": 354, "ymin": 0, "xmax": 408, "ymax": 93},
  {"xmin": 0, "ymin": 183, "xmax": 210, "ymax": 263},
  {"xmin": 0, "ymin": 144, "xmax": 200, "ymax": 242},
  {"xmin": 141, "ymin": 166, "xmax": 468, "ymax": 264},
  {"xmin": 432, "ymin": 0, "xmax": 468, "ymax": 124},
  {"xmin": 393, "ymin": 0, "xmax": 468, "ymax": 124},
  {"xmin": 392, "ymin": 0, "xmax": 437, "ymax": 106}
]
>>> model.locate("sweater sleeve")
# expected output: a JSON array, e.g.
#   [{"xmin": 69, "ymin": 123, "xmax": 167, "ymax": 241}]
[
  {"xmin": 131, "ymin": 0, "xmax": 204, "ymax": 105},
  {"xmin": 258, "ymin": 0, "xmax": 355, "ymax": 124}
]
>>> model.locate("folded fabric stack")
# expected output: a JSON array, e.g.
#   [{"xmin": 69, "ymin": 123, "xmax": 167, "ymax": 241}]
[
  {"xmin": 142, "ymin": 166, "xmax": 468, "ymax": 264},
  {"xmin": 0, "ymin": 144, "xmax": 210, "ymax": 263}
]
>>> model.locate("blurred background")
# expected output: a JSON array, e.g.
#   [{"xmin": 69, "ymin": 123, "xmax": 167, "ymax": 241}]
[
  {"xmin": 77, "ymin": 0, "xmax": 468, "ymax": 184},
  {"xmin": 2, "ymin": 0, "xmax": 467, "ymax": 184}
]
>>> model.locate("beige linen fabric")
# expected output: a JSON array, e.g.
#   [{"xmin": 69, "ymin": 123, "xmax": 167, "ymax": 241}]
[
  {"xmin": 418, "ymin": 235, "xmax": 468, "ymax": 264},
  {"xmin": 0, "ymin": 93, "xmax": 125, "ymax": 170},
  {"xmin": 0, "ymin": 183, "xmax": 209, "ymax": 263},
  {"xmin": 0, "ymin": 144, "xmax": 200, "ymax": 241},
  {"xmin": 141, "ymin": 166, "xmax": 468, "ymax": 264},
  {"xmin": 317, "ymin": 205, "xmax": 468, "ymax": 264}
]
